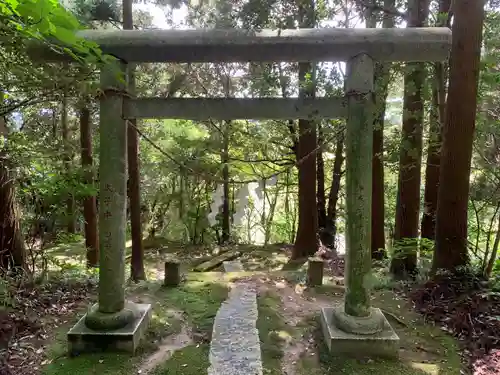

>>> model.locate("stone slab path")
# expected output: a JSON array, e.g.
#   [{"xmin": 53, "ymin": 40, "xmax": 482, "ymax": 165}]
[{"xmin": 207, "ymin": 260, "xmax": 263, "ymax": 375}]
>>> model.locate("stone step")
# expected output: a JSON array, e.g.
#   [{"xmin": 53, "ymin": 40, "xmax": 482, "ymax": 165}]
[{"xmin": 208, "ymin": 260, "xmax": 262, "ymax": 375}]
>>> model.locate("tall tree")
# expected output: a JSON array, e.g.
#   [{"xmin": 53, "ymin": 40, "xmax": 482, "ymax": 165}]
[
  {"xmin": 79, "ymin": 101, "xmax": 99, "ymax": 267},
  {"xmin": 433, "ymin": 0, "xmax": 486, "ymax": 272},
  {"xmin": 0, "ymin": 93, "xmax": 26, "ymax": 272},
  {"xmin": 367, "ymin": 0, "xmax": 395, "ymax": 260},
  {"xmin": 221, "ymin": 120, "xmax": 231, "ymax": 244},
  {"xmin": 323, "ymin": 129, "xmax": 344, "ymax": 249},
  {"xmin": 123, "ymin": 0, "xmax": 146, "ymax": 281},
  {"xmin": 391, "ymin": 0, "xmax": 429, "ymax": 277},
  {"xmin": 292, "ymin": 0, "xmax": 318, "ymax": 259},
  {"xmin": 420, "ymin": 0, "xmax": 451, "ymax": 241}
]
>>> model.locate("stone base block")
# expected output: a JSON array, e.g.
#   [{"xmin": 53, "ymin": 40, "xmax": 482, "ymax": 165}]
[
  {"xmin": 320, "ymin": 306, "xmax": 399, "ymax": 359},
  {"xmin": 67, "ymin": 303, "xmax": 152, "ymax": 356}
]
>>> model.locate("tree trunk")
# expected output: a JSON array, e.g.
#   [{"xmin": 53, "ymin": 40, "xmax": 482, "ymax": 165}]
[
  {"xmin": 323, "ymin": 130, "xmax": 344, "ymax": 249},
  {"xmin": 367, "ymin": 0, "xmax": 395, "ymax": 260},
  {"xmin": 79, "ymin": 104, "xmax": 99, "ymax": 267},
  {"xmin": 420, "ymin": 0, "xmax": 451, "ymax": 241},
  {"xmin": 485, "ymin": 213, "xmax": 500, "ymax": 278},
  {"xmin": 433, "ymin": 0, "xmax": 485, "ymax": 272},
  {"xmin": 317, "ymin": 124, "xmax": 327, "ymax": 230},
  {"xmin": 124, "ymin": 0, "xmax": 146, "ymax": 282},
  {"xmin": 221, "ymin": 121, "xmax": 231, "ymax": 244},
  {"xmin": 391, "ymin": 0, "xmax": 429, "ymax": 278},
  {"xmin": 292, "ymin": 0, "xmax": 318, "ymax": 259},
  {"xmin": 0, "ymin": 110, "xmax": 26, "ymax": 273},
  {"xmin": 420, "ymin": 68, "xmax": 442, "ymax": 241},
  {"xmin": 61, "ymin": 92, "xmax": 76, "ymax": 233}
]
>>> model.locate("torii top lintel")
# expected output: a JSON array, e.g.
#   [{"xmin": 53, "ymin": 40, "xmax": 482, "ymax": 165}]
[{"xmin": 33, "ymin": 27, "xmax": 451, "ymax": 63}]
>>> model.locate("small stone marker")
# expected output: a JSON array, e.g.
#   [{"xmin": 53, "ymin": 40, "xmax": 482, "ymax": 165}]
[
  {"xmin": 164, "ymin": 259, "xmax": 181, "ymax": 287},
  {"xmin": 307, "ymin": 257, "xmax": 324, "ymax": 286}
]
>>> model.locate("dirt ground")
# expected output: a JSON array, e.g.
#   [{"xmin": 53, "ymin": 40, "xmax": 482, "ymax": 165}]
[{"xmin": 1, "ymin": 241, "xmax": 490, "ymax": 375}]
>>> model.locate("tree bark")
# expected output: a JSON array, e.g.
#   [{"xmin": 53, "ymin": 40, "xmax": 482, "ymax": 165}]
[
  {"xmin": 123, "ymin": 0, "xmax": 145, "ymax": 281},
  {"xmin": 317, "ymin": 124, "xmax": 327, "ymax": 230},
  {"xmin": 0, "ymin": 105, "xmax": 26, "ymax": 272},
  {"xmin": 433, "ymin": 0, "xmax": 485, "ymax": 272},
  {"xmin": 79, "ymin": 104, "xmax": 99, "ymax": 267},
  {"xmin": 420, "ymin": 0, "xmax": 451, "ymax": 241},
  {"xmin": 367, "ymin": 0, "xmax": 395, "ymax": 260},
  {"xmin": 292, "ymin": 0, "xmax": 318, "ymax": 259},
  {"xmin": 391, "ymin": 0, "xmax": 429, "ymax": 278},
  {"xmin": 323, "ymin": 131, "xmax": 344, "ymax": 249},
  {"xmin": 221, "ymin": 121, "xmax": 231, "ymax": 244}
]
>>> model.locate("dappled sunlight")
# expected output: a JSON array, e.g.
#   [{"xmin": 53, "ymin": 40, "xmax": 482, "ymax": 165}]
[{"xmin": 410, "ymin": 362, "xmax": 441, "ymax": 375}]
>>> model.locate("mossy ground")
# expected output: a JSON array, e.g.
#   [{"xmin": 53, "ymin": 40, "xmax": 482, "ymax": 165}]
[
  {"xmin": 256, "ymin": 291, "xmax": 296, "ymax": 375},
  {"xmin": 41, "ymin": 273, "xmax": 228, "ymax": 375},
  {"xmin": 41, "ymin": 241, "xmax": 463, "ymax": 375},
  {"xmin": 293, "ymin": 287, "xmax": 463, "ymax": 375},
  {"xmin": 149, "ymin": 344, "xmax": 210, "ymax": 375}
]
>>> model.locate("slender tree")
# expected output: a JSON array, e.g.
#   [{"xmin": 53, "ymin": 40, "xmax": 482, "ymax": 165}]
[
  {"xmin": 292, "ymin": 0, "xmax": 318, "ymax": 259},
  {"xmin": 123, "ymin": 0, "xmax": 146, "ymax": 281},
  {"xmin": 0, "ymin": 93, "xmax": 26, "ymax": 272},
  {"xmin": 79, "ymin": 102, "xmax": 99, "ymax": 267},
  {"xmin": 433, "ymin": 0, "xmax": 486, "ymax": 272},
  {"xmin": 420, "ymin": 0, "xmax": 451, "ymax": 241},
  {"xmin": 391, "ymin": 0, "xmax": 429, "ymax": 277}
]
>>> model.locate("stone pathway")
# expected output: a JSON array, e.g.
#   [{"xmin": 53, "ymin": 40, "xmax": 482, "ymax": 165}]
[{"xmin": 207, "ymin": 260, "xmax": 263, "ymax": 375}]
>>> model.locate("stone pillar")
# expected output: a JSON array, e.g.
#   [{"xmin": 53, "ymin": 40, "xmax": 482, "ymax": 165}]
[
  {"xmin": 68, "ymin": 59, "xmax": 151, "ymax": 355},
  {"xmin": 343, "ymin": 53, "xmax": 374, "ymax": 318},
  {"xmin": 84, "ymin": 59, "xmax": 134, "ymax": 329},
  {"xmin": 320, "ymin": 54, "xmax": 399, "ymax": 358},
  {"xmin": 331, "ymin": 54, "xmax": 384, "ymax": 334}
]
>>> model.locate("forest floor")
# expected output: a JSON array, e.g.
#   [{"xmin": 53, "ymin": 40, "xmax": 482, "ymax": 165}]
[{"xmin": 0, "ymin": 238, "xmax": 495, "ymax": 375}]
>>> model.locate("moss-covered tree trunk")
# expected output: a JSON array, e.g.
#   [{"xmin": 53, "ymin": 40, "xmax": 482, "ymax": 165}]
[
  {"xmin": 391, "ymin": 0, "xmax": 429, "ymax": 278},
  {"xmin": 79, "ymin": 103, "xmax": 99, "ymax": 267},
  {"xmin": 433, "ymin": 0, "xmax": 485, "ymax": 272}
]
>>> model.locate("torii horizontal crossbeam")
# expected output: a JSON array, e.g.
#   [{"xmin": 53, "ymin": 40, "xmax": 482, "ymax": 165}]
[
  {"xmin": 32, "ymin": 28, "xmax": 451, "ymax": 63},
  {"xmin": 123, "ymin": 97, "xmax": 347, "ymax": 120}
]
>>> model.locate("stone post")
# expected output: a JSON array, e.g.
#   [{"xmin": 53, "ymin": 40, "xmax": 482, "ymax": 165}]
[
  {"xmin": 343, "ymin": 53, "xmax": 374, "ymax": 318},
  {"xmin": 331, "ymin": 53, "xmax": 385, "ymax": 335},
  {"xmin": 320, "ymin": 54, "xmax": 399, "ymax": 358},
  {"xmin": 307, "ymin": 257, "xmax": 324, "ymax": 287},
  {"xmin": 84, "ymin": 59, "xmax": 135, "ymax": 329},
  {"xmin": 67, "ymin": 59, "xmax": 152, "ymax": 355}
]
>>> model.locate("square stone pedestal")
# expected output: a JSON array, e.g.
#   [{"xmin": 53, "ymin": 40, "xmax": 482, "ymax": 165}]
[
  {"xmin": 320, "ymin": 306, "xmax": 399, "ymax": 358},
  {"xmin": 67, "ymin": 303, "xmax": 152, "ymax": 356}
]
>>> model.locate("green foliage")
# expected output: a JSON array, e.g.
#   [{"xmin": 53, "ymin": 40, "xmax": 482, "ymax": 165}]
[{"xmin": 1, "ymin": 0, "xmax": 104, "ymax": 63}]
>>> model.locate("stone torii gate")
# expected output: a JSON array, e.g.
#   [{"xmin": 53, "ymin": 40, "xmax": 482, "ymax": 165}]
[{"xmin": 34, "ymin": 27, "xmax": 451, "ymax": 356}]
